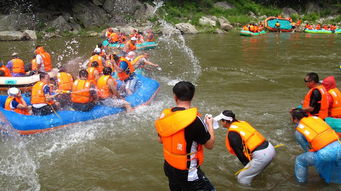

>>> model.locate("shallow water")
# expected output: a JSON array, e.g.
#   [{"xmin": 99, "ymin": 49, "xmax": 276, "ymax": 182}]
[{"xmin": 0, "ymin": 32, "xmax": 341, "ymax": 190}]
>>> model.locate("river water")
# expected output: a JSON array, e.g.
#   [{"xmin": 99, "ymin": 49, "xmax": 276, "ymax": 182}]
[{"xmin": 0, "ymin": 32, "xmax": 340, "ymax": 190}]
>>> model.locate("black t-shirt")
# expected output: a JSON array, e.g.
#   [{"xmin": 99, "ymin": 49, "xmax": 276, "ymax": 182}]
[
  {"xmin": 171, "ymin": 107, "xmax": 211, "ymax": 168},
  {"xmin": 309, "ymin": 89, "xmax": 321, "ymax": 115}
]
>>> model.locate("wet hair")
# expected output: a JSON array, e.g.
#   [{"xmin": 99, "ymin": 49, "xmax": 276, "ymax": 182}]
[
  {"xmin": 222, "ymin": 110, "xmax": 238, "ymax": 122},
  {"xmin": 0, "ymin": 70, "xmax": 4, "ymax": 76},
  {"xmin": 97, "ymin": 43, "xmax": 103, "ymax": 48},
  {"xmin": 173, "ymin": 81, "xmax": 195, "ymax": 101},
  {"xmin": 79, "ymin": 69, "xmax": 88, "ymax": 78},
  {"xmin": 103, "ymin": 67, "xmax": 112, "ymax": 75},
  {"xmin": 39, "ymin": 72, "xmax": 48, "ymax": 80},
  {"xmin": 290, "ymin": 108, "xmax": 308, "ymax": 121},
  {"xmin": 306, "ymin": 72, "xmax": 319, "ymax": 83},
  {"xmin": 35, "ymin": 45, "xmax": 42, "ymax": 49},
  {"xmin": 91, "ymin": 61, "xmax": 99, "ymax": 67},
  {"xmin": 113, "ymin": 54, "xmax": 120, "ymax": 62}
]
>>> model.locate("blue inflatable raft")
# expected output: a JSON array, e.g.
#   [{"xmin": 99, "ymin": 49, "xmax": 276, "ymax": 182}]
[
  {"xmin": 0, "ymin": 74, "xmax": 159, "ymax": 135},
  {"xmin": 102, "ymin": 40, "xmax": 158, "ymax": 50}
]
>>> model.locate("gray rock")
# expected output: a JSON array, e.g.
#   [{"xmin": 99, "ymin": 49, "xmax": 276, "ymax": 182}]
[
  {"xmin": 259, "ymin": 15, "xmax": 267, "ymax": 20},
  {"xmin": 215, "ymin": 28, "xmax": 225, "ymax": 34},
  {"xmin": 72, "ymin": 1, "xmax": 110, "ymax": 28},
  {"xmin": 103, "ymin": 0, "xmax": 115, "ymax": 13},
  {"xmin": 220, "ymin": 23, "xmax": 233, "ymax": 31},
  {"xmin": 118, "ymin": 26, "xmax": 136, "ymax": 34},
  {"xmin": 23, "ymin": 30, "xmax": 37, "ymax": 40},
  {"xmin": 47, "ymin": 16, "xmax": 72, "ymax": 31},
  {"xmin": 213, "ymin": 2, "xmax": 235, "ymax": 10},
  {"xmin": 306, "ymin": 2, "xmax": 320, "ymax": 13},
  {"xmin": 199, "ymin": 16, "xmax": 216, "ymax": 27},
  {"xmin": 92, "ymin": 0, "xmax": 104, "ymax": 6},
  {"xmin": 0, "ymin": 31, "xmax": 24, "ymax": 41},
  {"xmin": 282, "ymin": 7, "xmax": 298, "ymax": 18},
  {"xmin": 70, "ymin": 23, "xmax": 82, "ymax": 32},
  {"xmin": 175, "ymin": 23, "xmax": 198, "ymax": 34},
  {"xmin": 218, "ymin": 16, "xmax": 230, "ymax": 26},
  {"xmin": 249, "ymin": 11, "xmax": 256, "ymax": 18},
  {"xmin": 0, "ymin": 14, "xmax": 36, "ymax": 31},
  {"xmin": 160, "ymin": 23, "xmax": 181, "ymax": 36}
]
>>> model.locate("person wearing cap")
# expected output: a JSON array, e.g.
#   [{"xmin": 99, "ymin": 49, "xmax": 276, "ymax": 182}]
[
  {"xmin": 214, "ymin": 110, "xmax": 276, "ymax": 186},
  {"xmin": 301, "ymin": 72, "xmax": 329, "ymax": 119},
  {"xmin": 31, "ymin": 72, "xmax": 60, "ymax": 115},
  {"xmin": 117, "ymin": 52, "xmax": 137, "ymax": 95},
  {"xmin": 0, "ymin": 62, "xmax": 11, "ymax": 77},
  {"xmin": 289, "ymin": 108, "xmax": 341, "ymax": 183},
  {"xmin": 155, "ymin": 81, "xmax": 215, "ymax": 191},
  {"xmin": 34, "ymin": 46, "xmax": 52, "ymax": 72},
  {"xmin": 322, "ymin": 76, "xmax": 341, "ymax": 118},
  {"xmin": 88, "ymin": 48, "xmax": 105, "ymax": 73},
  {"xmin": 122, "ymin": 37, "xmax": 137, "ymax": 56},
  {"xmin": 5, "ymin": 87, "xmax": 31, "ymax": 115},
  {"xmin": 6, "ymin": 52, "xmax": 26, "ymax": 77}
]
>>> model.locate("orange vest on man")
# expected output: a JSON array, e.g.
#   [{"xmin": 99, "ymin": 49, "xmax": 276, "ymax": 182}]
[
  {"xmin": 328, "ymin": 88, "xmax": 341, "ymax": 118},
  {"xmin": 57, "ymin": 72, "xmax": 73, "ymax": 91},
  {"xmin": 147, "ymin": 33, "xmax": 154, "ymax": 42},
  {"xmin": 303, "ymin": 85, "xmax": 329, "ymax": 119},
  {"xmin": 0, "ymin": 65, "xmax": 11, "ymax": 76},
  {"xmin": 71, "ymin": 79, "xmax": 92, "ymax": 103},
  {"xmin": 126, "ymin": 40, "xmax": 136, "ymax": 52},
  {"xmin": 88, "ymin": 55, "xmax": 104, "ymax": 72},
  {"xmin": 155, "ymin": 108, "xmax": 204, "ymax": 170},
  {"xmin": 35, "ymin": 47, "xmax": 52, "ymax": 72},
  {"xmin": 5, "ymin": 96, "xmax": 29, "ymax": 115},
  {"xmin": 296, "ymin": 116, "xmax": 339, "ymax": 151},
  {"xmin": 97, "ymin": 75, "xmax": 117, "ymax": 99},
  {"xmin": 118, "ymin": 57, "xmax": 135, "ymax": 81},
  {"xmin": 225, "ymin": 121, "xmax": 265, "ymax": 160},
  {"xmin": 11, "ymin": 58, "xmax": 25, "ymax": 74},
  {"xmin": 109, "ymin": 32, "xmax": 119, "ymax": 43},
  {"xmin": 31, "ymin": 81, "xmax": 54, "ymax": 105},
  {"xmin": 86, "ymin": 67, "xmax": 97, "ymax": 84}
]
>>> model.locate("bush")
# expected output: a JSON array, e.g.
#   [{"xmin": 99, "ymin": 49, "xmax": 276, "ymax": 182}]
[{"xmin": 303, "ymin": 13, "xmax": 320, "ymax": 22}]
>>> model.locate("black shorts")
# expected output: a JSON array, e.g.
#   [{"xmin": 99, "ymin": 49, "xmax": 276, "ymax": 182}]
[
  {"xmin": 32, "ymin": 104, "xmax": 57, "ymax": 116},
  {"xmin": 72, "ymin": 102, "xmax": 96, "ymax": 112},
  {"xmin": 163, "ymin": 161, "xmax": 215, "ymax": 191}
]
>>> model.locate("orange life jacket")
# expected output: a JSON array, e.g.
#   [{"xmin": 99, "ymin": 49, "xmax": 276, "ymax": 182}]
[
  {"xmin": 86, "ymin": 67, "xmax": 97, "ymax": 84},
  {"xmin": 147, "ymin": 33, "xmax": 154, "ymax": 42},
  {"xmin": 249, "ymin": 25, "xmax": 254, "ymax": 32},
  {"xmin": 315, "ymin": 25, "xmax": 321, "ymax": 30},
  {"xmin": 11, "ymin": 58, "xmax": 25, "ymax": 74},
  {"xmin": 126, "ymin": 40, "xmax": 136, "ymax": 52},
  {"xmin": 155, "ymin": 108, "xmax": 204, "ymax": 170},
  {"xmin": 328, "ymin": 88, "xmax": 341, "ymax": 118},
  {"xmin": 71, "ymin": 79, "xmax": 93, "ymax": 103},
  {"xmin": 39, "ymin": 52, "xmax": 52, "ymax": 72},
  {"xmin": 5, "ymin": 96, "xmax": 29, "ymax": 115},
  {"xmin": 104, "ymin": 60, "xmax": 114, "ymax": 71},
  {"xmin": 31, "ymin": 58, "xmax": 38, "ymax": 71},
  {"xmin": 0, "ymin": 65, "xmax": 11, "ymax": 76},
  {"xmin": 243, "ymin": 26, "xmax": 249, "ymax": 31},
  {"xmin": 31, "ymin": 81, "xmax": 54, "ymax": 105},
  {"xmin": 109, "ymin": 32, "xmax": 119, "ymax": 43},
  {"xmin": 118, "ymin": 57, "xmax": 135, "ymax": 81},
  {"xmin": 225, "ymin": 121, "xmax": 265, "ymax": 160},
  {"xmin": 303, "ymin": 85, "xmax": 329, "ymax": 119},
  {"xmin": 296, "ymin": 116, "xmax": 339, "ymax": 151},
  {"xmin": 106, "ymin": 31, "xmax": 113, "ymax": 39},
  {"xmin": 57, "ymin": 72, "xmax": 73, "ymax": 91},
  {"xmin": 97, "ymin": 75, "xmax": 117, "ymax": 99},
  {"xmin": 88, "ymin": 55, "xmax": 104, "ymax": 73}
]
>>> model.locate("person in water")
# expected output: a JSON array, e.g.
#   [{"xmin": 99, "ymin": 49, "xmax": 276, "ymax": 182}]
[
  {"xmin": 31, "ymin": 72, "xmax": 60, "ymax": 115},
  {"xmin": 322, "ymin": 76, "xmax": 341, "ymax": 118},
  {"xmin": 301, "ymin": 72, "xmax": 329, "ymax": 119},
  {"xmin": 6, "ymin": 52, "xmax": 25, "ymax": 77},
  {"xmin": 155, "ymin": 81, "xmax": 215, "ymax": 191},
  {"xmin": 290, "ymin": 108, "xmax": 341, "ymax": 183},
  {"xmin": 5, "ymin": 87, "xmax": 31, "ymax": 115},
  {"xmin": 71, "ymin": 69, "xmax": 97, "ymax": 112},
  {"xmin": 214, "ymin": 110, "xmax": 276, "ymax": 186}
]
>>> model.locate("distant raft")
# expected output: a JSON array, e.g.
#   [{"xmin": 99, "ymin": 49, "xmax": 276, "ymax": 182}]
[
  {"xmin": 102, "ymin": 40, "xmax": 158, "ymax": 50},
  {"xmin": 325, "ymin": 117, "xmax": 341, "ymax": 137},
  {"xmin": 264, "ymin": 17, "xmax": 293, "ymax": 32},
  {"xmin": 304, "ymin": 29, "xmax": 341, "ymax": 34},
  {"xmin": 240, "ymin": 30, "xmax": 266, "ymax": 36},
  {"xmin": 0, "ymin": 74, "xmax": 159, "ymax": 135}
]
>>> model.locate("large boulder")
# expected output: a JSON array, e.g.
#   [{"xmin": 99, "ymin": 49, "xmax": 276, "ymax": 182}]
[
  {"xmin": 103, "ymin": 0, "xmax": 143, "ymax": 15},
  {"xmin": 282, "ymin": 7, "xmax": 298, "ymax": 18},
  {"xmin": 0, "ymin": 14, "xmax": 36, "ymax": 31},
  {"xmin": 306, "ymin": 2, "xmax": 320, "ymax": 14},
  {"xmin": 199, "ymin": 16, "xmax": 216, "ymax": 27},
  {"xmin": 47, "ymin": 16, "xmax": 72, "ymax": 31},
  {"xmin": 0, "ymin": 31, "xmax": 24, "ymax": 41},
  {"xmin": 23, "ymin": 30, "xmax": 37, "ymax": 40},
  {"xmin": 175, "ymin": 23, "xmax": 198, "ymax": 34},
  {"xmin": 72, "ymin": 1, "xmax": 110, "ymax": 28},
  {"xmin": 220, "ymin": 23, "xmax": 233, "ymax": 31},
  {"xmin": 213, "ymin": 2, "xmax": 235, "ymax": 10}
]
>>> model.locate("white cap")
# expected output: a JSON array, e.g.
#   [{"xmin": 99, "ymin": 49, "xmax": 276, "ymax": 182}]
[
  {"xmin": 11, "ymin": 52, "xmax": 18, "ymax": 57},
  {"xmin": 131, "ymin": 37, "xmax": 137, "ymax": 41},
  {"xmin": 7, "ymin": 87, "xmax": 20, "ymax": 96},
  {"xmin": 214, "ymin": 112, "xmax": 233, "ymax": 122},
  {"xmin": 94, "ymin": 47, "xmax": 101, "ymax": 53}
]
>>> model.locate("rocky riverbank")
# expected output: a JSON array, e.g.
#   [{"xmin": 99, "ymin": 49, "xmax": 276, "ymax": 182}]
[{"xmin": 0, "ymin": 0, "xmax": 340, "ymax": 41}]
